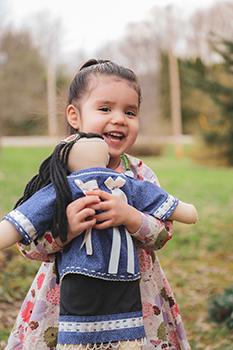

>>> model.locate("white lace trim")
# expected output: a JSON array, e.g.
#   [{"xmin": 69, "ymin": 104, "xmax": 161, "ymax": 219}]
[
  {"xmin": 153, "ymin": 195, "xmax": 177, "ymax": 220},
  {"xmin": 69, "ymin": 170, "xmax": 126, "ymax": 179},
  {"xmin": 5, "ymin": 210, "xmax": 37, "ymax": 242},
  {"xmin": 56, "ymin": 337, "xmax": 146, "ymax": 349},
  {"xmin": 60, "ymin": 269, "xmax": 141, "ymax": 282},
  {"xmin": 59, "ymin": 315, "xmax": 143, "ymax": 332}
]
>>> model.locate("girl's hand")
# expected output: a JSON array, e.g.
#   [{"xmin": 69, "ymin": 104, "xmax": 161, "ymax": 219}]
[
  {"xmin": 86, "ymin": 190, "xmax": 142, "ymax": 234},
  {"xmin": 65, "ymin": 195, "xmax": 101, "ymax": 242}
]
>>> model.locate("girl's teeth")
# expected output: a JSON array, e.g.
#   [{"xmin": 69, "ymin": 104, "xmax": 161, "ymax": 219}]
[{"xmin": 108, "ymin": 132, "xmax": 123, "ymax": 139}]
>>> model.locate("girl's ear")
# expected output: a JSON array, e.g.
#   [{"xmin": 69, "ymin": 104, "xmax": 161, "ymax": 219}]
[{"xmin": 66, "ymin": 104, "xmax": 80, "ymax": 130}]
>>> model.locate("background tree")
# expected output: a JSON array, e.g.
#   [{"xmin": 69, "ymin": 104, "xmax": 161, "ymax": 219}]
[
  {"xmin": 200, "ymin": 37, "xmax": 233, "ymax": 165},
  {"xmin": 183, "ymin": 36, "xmax": 233, "ymax": 166},
  {"xmin": 185, "ymin": 1, "xmax": 233, "ymax": 62},
  {"xmin": 29, "ymin": 12, "xmax": 63, "ymax": 136},
  {"xmin": 0, "ymin": 29, "xmax": 46, "ymax": 135}
]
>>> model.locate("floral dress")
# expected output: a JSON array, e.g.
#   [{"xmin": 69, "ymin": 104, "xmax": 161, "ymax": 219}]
[{"xmin": 5, "ymin": 155, "xmax": 191, "ymax": 350}]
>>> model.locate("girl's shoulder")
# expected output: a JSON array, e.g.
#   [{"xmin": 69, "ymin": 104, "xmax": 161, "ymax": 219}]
[{"xmin": 126, "ymin": 154, "xmax": 160, "ymax": 185}]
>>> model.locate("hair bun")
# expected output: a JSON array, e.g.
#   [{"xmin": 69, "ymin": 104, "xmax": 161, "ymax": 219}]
[{"xmin": 79, "ymin": 59, "xmax": 110, "ymax": 71}]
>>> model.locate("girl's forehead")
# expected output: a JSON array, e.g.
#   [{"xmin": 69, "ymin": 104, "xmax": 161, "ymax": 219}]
[
  {"xmin": 86, "ymin": 74, "xmax": 139, "ymax": 101},
  {"xmin": 88, "ymin": 74, "xmax": 131, "ymax": 87}
]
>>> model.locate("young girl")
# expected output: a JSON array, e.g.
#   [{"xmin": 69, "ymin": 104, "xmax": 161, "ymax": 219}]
[
  {"xmin": 1, "ymin": 133, "xmax": 197, "ymax": 349},
  {"xmin": 5, "ymin": 59, "xmax": 195, "ymax": 350}
]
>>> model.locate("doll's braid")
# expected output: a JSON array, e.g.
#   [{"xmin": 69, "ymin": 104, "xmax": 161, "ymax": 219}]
[{"xmin": 14, "ymin": 156, "xmax": 52, "ymax": 208}]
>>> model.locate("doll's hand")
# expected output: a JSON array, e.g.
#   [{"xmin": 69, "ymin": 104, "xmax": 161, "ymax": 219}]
[
  {"xmin": 86, "ymin": 190, "xmax": 142, "ymax": 234},
  {"xmin": 66, "ymin": 195, "xmax": 101, "ymax": 242}
]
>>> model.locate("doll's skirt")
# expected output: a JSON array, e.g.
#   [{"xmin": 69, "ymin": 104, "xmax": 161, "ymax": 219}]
[{"xmin": 57, "ymin": 274, "xmax": 146, "ymax": 347}]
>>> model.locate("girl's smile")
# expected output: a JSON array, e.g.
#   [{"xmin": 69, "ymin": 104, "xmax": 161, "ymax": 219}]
[{"xmin": 67, "ymin": 75, "xmax": 140, "ymax": 169}]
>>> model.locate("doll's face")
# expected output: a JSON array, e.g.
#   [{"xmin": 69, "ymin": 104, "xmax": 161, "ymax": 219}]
[{"xmin": 67, "ymin": 137, "xmax": 110, "ymax": 173}]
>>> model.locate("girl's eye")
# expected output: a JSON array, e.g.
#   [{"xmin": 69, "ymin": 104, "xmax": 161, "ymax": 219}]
[
  {"xmin": 126, "ymin": 111, "xmax": 136, "ymax": 117},
  {"xmin": 99, "ymin": 107, "xmax": 111, "ymax": 112}
]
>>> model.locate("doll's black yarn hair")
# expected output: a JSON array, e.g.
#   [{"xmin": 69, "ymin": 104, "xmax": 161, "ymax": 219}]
[{"xmin": 14, "ymin": 132, "xmax": 104, "ymax": 243}]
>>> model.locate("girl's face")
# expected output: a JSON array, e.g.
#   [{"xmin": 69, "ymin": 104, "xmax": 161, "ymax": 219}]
[{"xmin": 67, "ymin": 75, "xmax": 140, "ymax": 169}]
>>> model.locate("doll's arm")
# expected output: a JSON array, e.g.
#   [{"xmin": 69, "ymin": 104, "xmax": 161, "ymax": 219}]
[
  {"xmin": 5, "ymin": 183, "xmax": 57, "ymax": 250},
  {"xmin": 169, "ymin": 201, "xmax": 198, "ymax": 224},
  {"xmin": 131, "ymin": 180, "xmax": 197, "ymax": 249},
  {"xmin": 131, "ymin": 177, "xmax": 198, "ymax": 224},
  {"xmin": 0, "ymin": 219, "xmax": 22, "ymax": 250}
]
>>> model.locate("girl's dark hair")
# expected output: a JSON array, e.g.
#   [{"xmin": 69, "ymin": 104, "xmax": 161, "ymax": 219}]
[
  {"xmin": 67, "ymin": 59, "xmax": 142, "ymax": 134},
  {"xmin": 15, "ymin": 132, "xmax": 103, "ymax": 243}
]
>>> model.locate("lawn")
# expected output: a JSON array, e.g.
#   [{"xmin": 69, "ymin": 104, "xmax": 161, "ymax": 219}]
[{"xmin": 0, "ymin": 145, "xmax": 233, "ymax": 349}]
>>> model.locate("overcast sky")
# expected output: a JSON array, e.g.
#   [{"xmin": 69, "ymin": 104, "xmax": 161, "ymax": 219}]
[{"xmin": 7, "ymin": 0, "xmax": 223, "ymax": 57}]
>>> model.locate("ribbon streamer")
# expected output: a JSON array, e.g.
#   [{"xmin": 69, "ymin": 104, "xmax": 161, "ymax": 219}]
[
  {"xmin": 108, "ymin": 227, "xmax": 121, "ymax": 274},
  {"xmin": 125, "ymin": 230, "xmax": 135, "ymax": 274},
  {"xmin": 75, "ymin": 179, "xmax": 99, "ymax": 255}
]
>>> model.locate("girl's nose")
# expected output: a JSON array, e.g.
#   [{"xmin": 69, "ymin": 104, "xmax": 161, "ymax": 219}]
[{"xmin": 111, "ymin": 112, "xmax": 126, "ymax": 124}]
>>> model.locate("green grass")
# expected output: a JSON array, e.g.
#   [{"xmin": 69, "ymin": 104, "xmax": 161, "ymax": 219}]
[
  {"xmin": 0, "ymin": 146, "xmax": 53, "ymax": 212},
  {"xmin": 0, "ymin": 145, "xmax": 233, "ymax": 348}
]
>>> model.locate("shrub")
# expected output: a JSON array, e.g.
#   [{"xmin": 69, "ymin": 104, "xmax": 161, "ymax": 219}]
[{"xmin": 208, "ymin": 286, "xmax": 233, "ymax": 329}]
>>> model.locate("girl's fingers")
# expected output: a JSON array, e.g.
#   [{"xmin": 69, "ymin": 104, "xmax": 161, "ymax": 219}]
[
  {"xmin": 94, "ymin": 211, "xmax": 110, "ymax": 223},
  {"xmin": 86, "ymin": 190, "xmax": 111, "ymax": 201},
  {"xmin": 97, "ymin": 201, "xmax": 112, "ymax": 211},
  {"xmin": 79, "ymin": 208, "xmax": 96, "ymax": 221},
  {"xmin": 67, "ymin": 206, "xmax": 96, "ymax": 236},
  {"xmin": 67, "ymin": 196, "xmax": 100, "ymax": 215},
  {"xmin": 88, "ymin": 201, "xmax": 111, "ymax": 212},
  {"xmin": 88, "ymin": 203, "xmax": 101, "ymax": 211},
  {"xmin": 94, "ymin": 220, "xmax": 112, "ymax": 230},
  {"xmin": 79, "ymin": 218, "xmax": 97, "ymax": 232}
]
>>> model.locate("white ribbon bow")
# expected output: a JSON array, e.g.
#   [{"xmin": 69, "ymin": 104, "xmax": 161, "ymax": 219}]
[
  {"xmin": 104, "ymin": 176, "xmax": 126, "ymax": 191},
  {"xmin": 74, "ymin": 179, "xmax": 99, "ymax": 193}
]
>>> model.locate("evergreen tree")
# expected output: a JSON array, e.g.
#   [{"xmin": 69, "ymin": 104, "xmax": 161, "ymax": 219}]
[
  {"xmin": 209, "ymin": 38, "xmax": 233, "ymax": 165},
  {"xmin": 187, "ymin": 38, "xmax": 233, "ymax": 165}
]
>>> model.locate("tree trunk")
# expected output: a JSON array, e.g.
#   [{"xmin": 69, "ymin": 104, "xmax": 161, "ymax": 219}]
[
  {"xmin": 46, "ymin": 58, "xmax": 57, "ymax": 136},
  {"xmin": 168, "ymin": 48, "xmax": 183, "ymax": 157}
]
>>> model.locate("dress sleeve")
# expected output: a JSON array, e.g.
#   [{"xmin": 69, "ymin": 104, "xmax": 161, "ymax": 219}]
[
  {"xmin": 130, "ymin": 178, "xmax": 179, "ymax": 221},
  {"xmin": 8, "ymin": 184, "xmax": 62, "ymax": 262},
  {"xmin": 129, "ymin": 157, "xmax": 174, "ymax": 250},
  {"xmin": 4, "ymin": 183, "xmax": 56, "ymax": 245},
  {"xmin": 17, "ymin": 231, "xmax": 62, "ymax": 262}
]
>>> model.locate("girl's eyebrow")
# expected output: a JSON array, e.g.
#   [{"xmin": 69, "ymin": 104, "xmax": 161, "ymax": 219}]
[
  {"xmin": 95, "ymin": 100, "xmax": 138, "ymax": 110},
  {"xmin": 127, "ymin": 104, "xmax": 138, "ymax": 111},
  {"xmin": 95, "ymin": 100, "xmax": 115, "ymax": 105}
]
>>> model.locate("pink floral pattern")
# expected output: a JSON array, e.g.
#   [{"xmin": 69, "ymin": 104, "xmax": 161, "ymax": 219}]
[
  {"xmin": 21, "ymin": 301, "xmax": 34, "ymax": 323},
  {"xmin": 46, "ymin": 285, "xmax": 60, "ymax": 306},
  {"xmin": 6, "ymin": 155, "xmax": 191, "ymax": 350},
  {"xmin": 37, "ymin": 273, "xmax": 45, "ymax": 290}
]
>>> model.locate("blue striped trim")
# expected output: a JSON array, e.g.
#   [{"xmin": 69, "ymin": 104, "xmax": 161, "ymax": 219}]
[
  {"xmin": 58, "ymin": 327, "xmax": 145, "ymax": 345},
  {"xmin": 4, "ymin": 215, "xmax": 32, "ymax": 245},
  {"xmin": 58, "ymin": 311, "xmax": 145, "ymax": 345}
]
